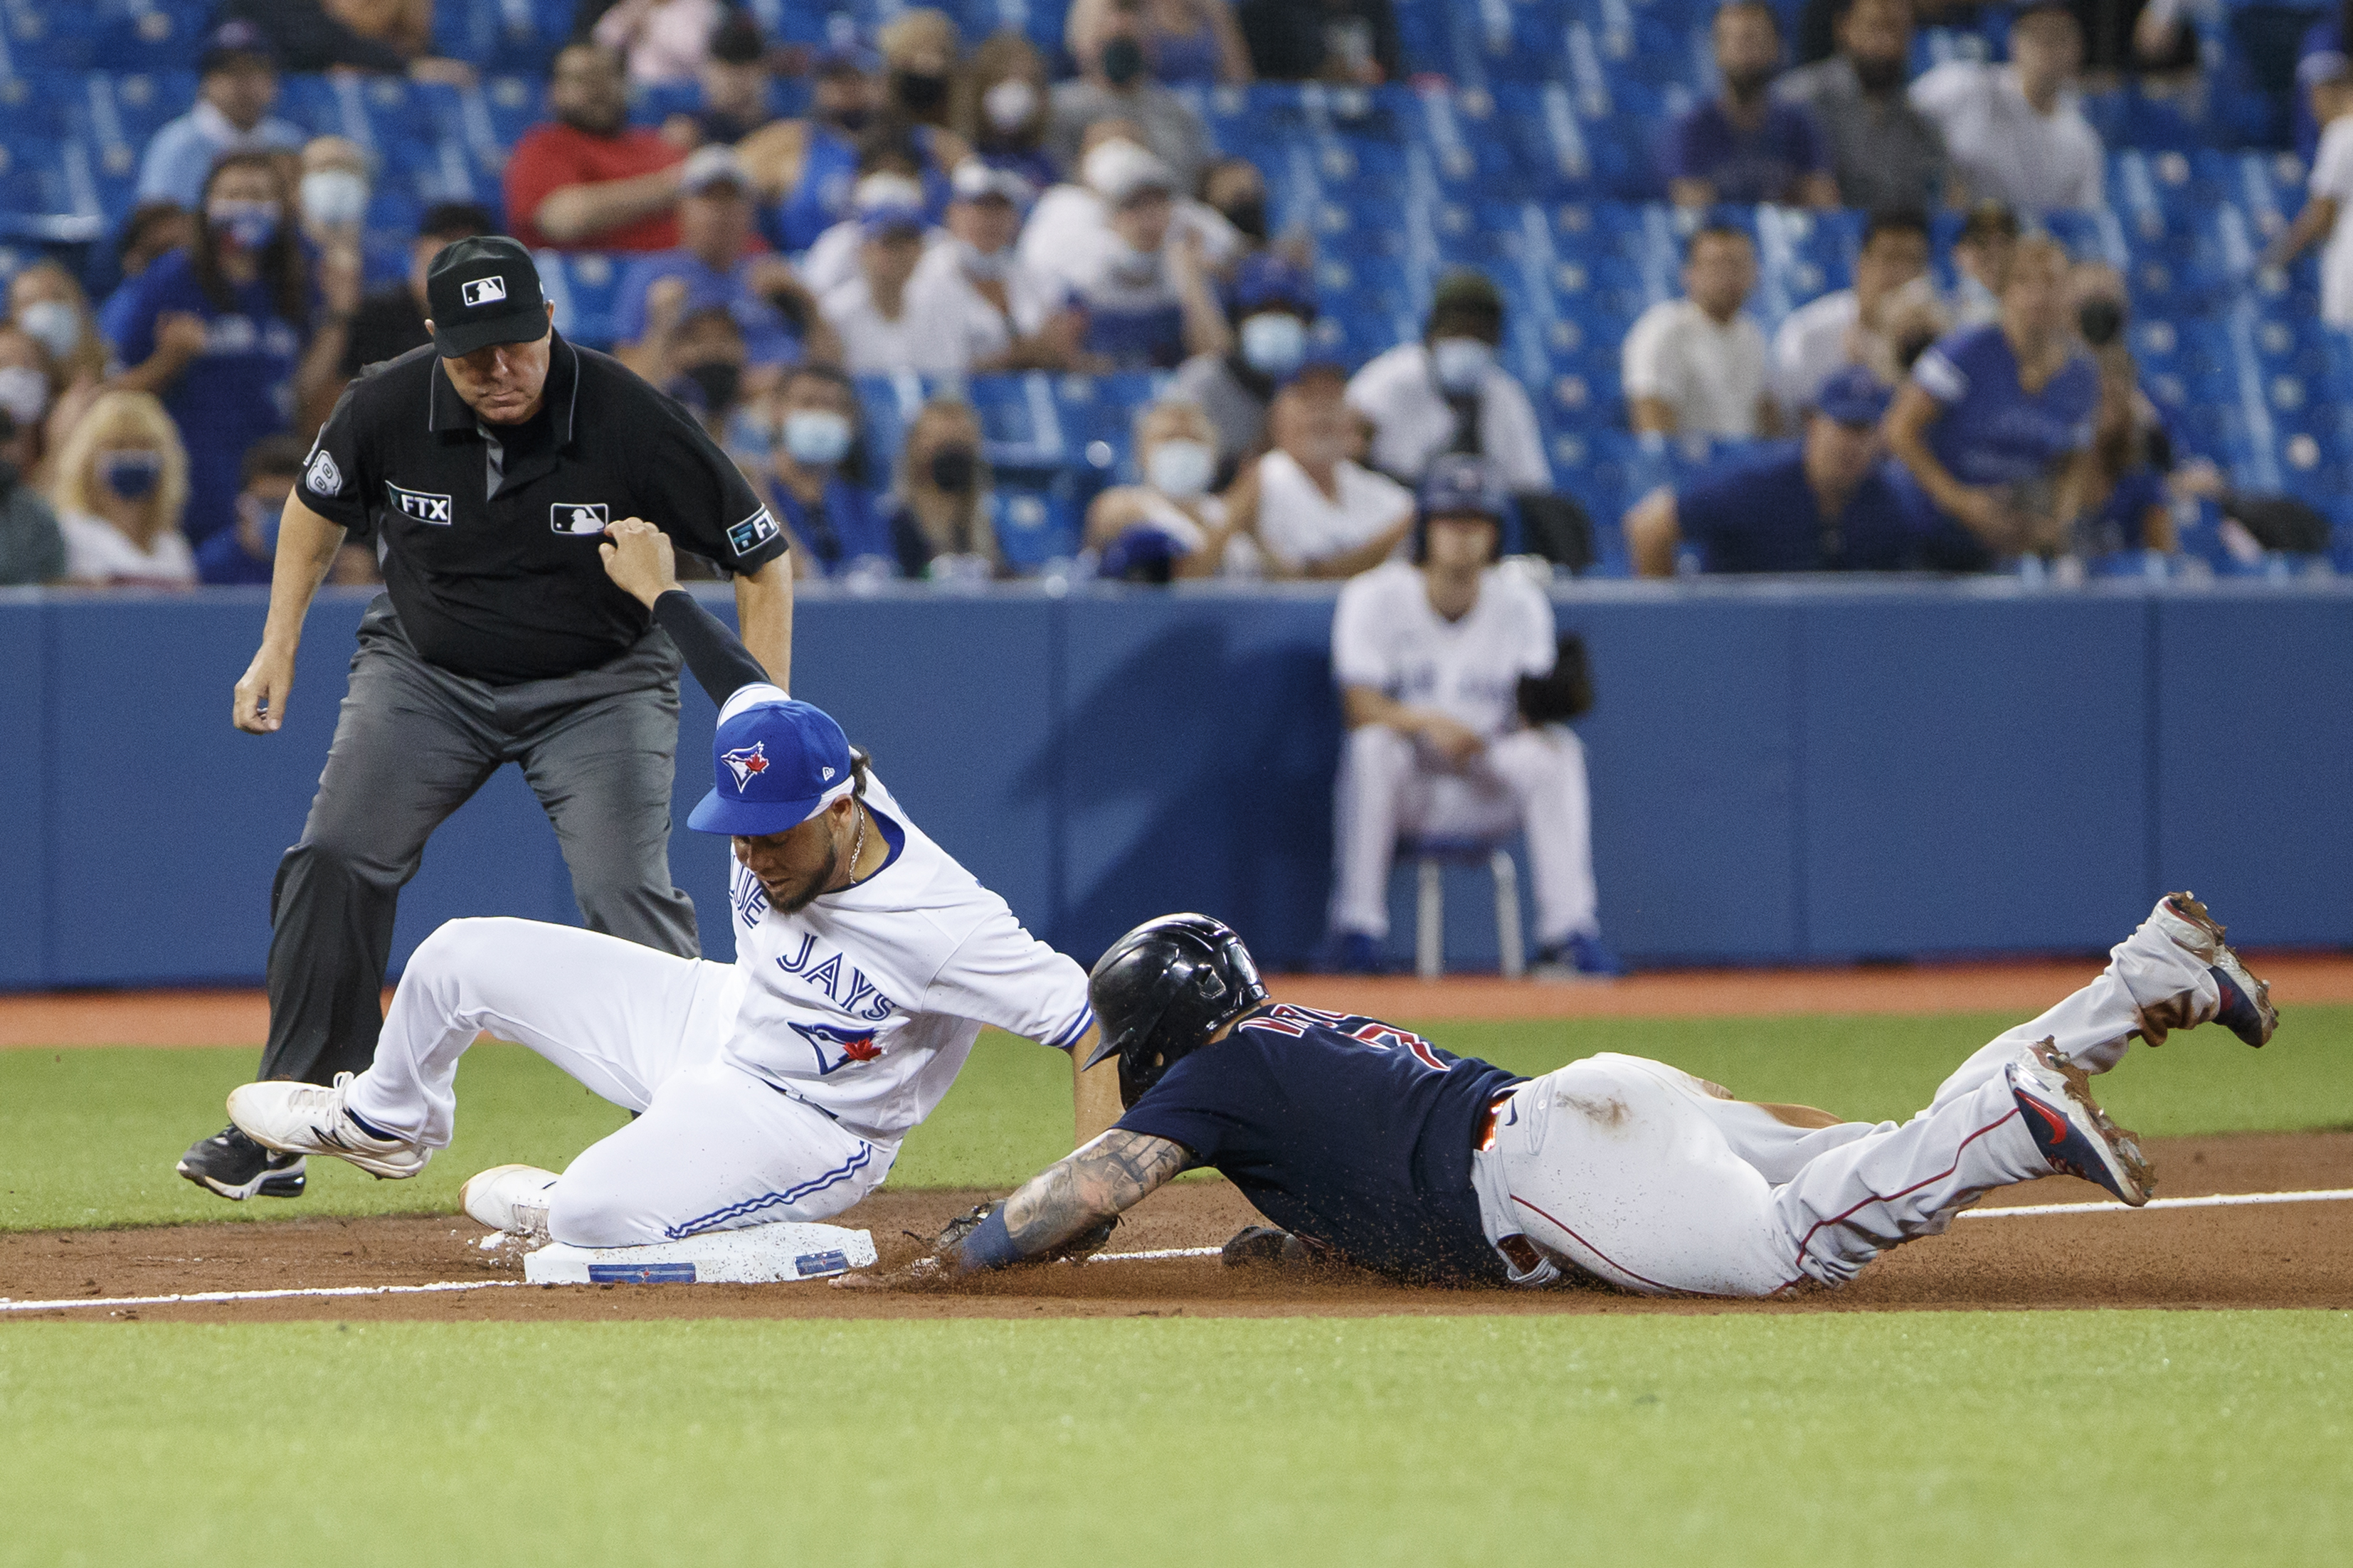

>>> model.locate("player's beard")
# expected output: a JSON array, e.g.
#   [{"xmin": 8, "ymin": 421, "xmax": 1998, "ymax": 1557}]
[{"xmin": 766, "ymin": 837, "xmax": 839, "ymax": 915}]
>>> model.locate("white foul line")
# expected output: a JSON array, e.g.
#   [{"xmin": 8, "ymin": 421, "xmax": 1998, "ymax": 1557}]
[
  {"xmin": 6, "ymin": 1189, "xmax": 2347, "ymax": 1313},
  {"xmin": 1957, "ymin": 1186, "xmax": 2353, "ymax": 1220},
  {"xmin": 0, "ymin": 1278, "xmax": 520, "ymax": 1315}
]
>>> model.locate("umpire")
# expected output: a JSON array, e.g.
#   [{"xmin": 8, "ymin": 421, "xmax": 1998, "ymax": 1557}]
[{"xmin": 177, "ymin": 235, "xmax": 793, "ymax": 1200}]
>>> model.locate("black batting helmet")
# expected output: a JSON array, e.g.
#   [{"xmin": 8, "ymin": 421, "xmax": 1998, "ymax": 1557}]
[{"xmin": 1082, "ymin": 914, "xmax": 1269, "ymax": 1107}]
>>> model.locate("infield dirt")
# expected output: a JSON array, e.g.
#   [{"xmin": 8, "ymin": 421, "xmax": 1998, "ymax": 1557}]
[{"xmin": 6, "ymin": 1130, "xmax": 2348, "ymax": 1323}]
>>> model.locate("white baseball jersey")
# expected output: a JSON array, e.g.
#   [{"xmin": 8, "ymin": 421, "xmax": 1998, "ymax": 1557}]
[
  {"xmin": 1331, "ymin": 561, "xmax": 1558, "ymax": 739},
  {"xmin": 714, "ymin": 690, "xmax": 1094, "ymax": 1137}
]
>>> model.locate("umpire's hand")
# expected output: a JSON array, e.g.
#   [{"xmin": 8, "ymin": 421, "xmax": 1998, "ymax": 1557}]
[{"xmin": 600, "ymin": 517, "xmax": 682, "ymax": 610}]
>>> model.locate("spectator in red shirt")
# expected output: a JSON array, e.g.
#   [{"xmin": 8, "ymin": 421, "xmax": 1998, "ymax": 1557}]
[{"xmin": 505, "ymin": 43, "xmax": 691, "ymax": 252}]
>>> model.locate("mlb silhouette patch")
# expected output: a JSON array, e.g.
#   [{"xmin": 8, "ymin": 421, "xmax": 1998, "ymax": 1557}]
[
  {"xmin": 305, "ymin": 449, "xmax": 341, "ymax": 496},
  {"xmin": 386, "ymin": 481, "xmax": 453, "ymax": 524},
  {"xmin": 551, "ymin": 502, "xmax": 610, "ymax": 535},
  {"xmin": 721, "ymin": 742, "xmax": 768, "ymax": 790},
  {"xmin": 461, "ymin": 275, "xmax": 507, "ymax": 307}
]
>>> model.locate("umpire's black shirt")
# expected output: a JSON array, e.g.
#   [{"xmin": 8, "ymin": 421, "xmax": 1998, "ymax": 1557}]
[{"xmin": 298, "ymin": 330, "xmax": 789, "ymax": 684}]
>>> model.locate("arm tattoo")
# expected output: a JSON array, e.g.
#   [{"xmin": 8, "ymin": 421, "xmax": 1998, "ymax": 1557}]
[{"xmin": 998, "ymin": 1131, "xmax": 1192, "ymax": 1258}]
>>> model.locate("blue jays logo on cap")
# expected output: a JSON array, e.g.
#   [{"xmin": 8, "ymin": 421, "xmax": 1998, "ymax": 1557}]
[
  {"xmin": 688, "ymin": 694, "xmax": 856, "ymax": 837},
  {"xmin": 721, "ymin": 742, "xmax": 769, "ymax": 789}
]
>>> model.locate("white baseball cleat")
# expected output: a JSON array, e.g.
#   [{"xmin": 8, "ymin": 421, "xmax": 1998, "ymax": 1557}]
[
  {"xmin": 462, "ymin": 1164, "xmax": 559, "ymax": 1241},
  {"xmin": 226, "ymin": 1072, "xmax": 430, "ymax": 1180},
  {"xmin": 2007, "ymin": 1040, "xmax": 2153, "ymax": 1207}
]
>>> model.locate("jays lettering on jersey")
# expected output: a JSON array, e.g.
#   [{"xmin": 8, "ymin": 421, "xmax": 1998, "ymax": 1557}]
[
  {"xmin": 1331, "ymin": 561, "xmax": 1558, "ymax": 740},
  {"xmin": 712, "ymin": 691, "xmax": 1094, "ymax": 1136},
  {"xmin": 1116, "ymin": 1004, "xmax": 1525, "ymax": 1283},
  {"xmin": 299, "ymin": 333, "xmax": 789, "ymax": 684}
]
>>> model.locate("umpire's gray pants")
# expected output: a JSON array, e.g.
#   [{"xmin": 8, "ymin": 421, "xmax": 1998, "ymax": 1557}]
[{"xmin": 260, "ymin": 596, "xmax": 699, "ymax": 1084}]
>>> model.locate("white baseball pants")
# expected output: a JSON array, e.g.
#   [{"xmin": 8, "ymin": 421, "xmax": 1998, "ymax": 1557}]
[
  {"xmin": 344, "ymin": 917, "xmax": 894, "ymax": 1247},
  {"xmin": 1482, "ymin": 905, "xmax": 2221, "ymax": 1295},
  {"xmin": 1329, "ymin": 722, "xmax": 1598, "ymax": 947}
]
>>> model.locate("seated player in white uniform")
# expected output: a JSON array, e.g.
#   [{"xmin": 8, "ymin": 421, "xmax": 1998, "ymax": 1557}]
[
  {"xmin": 1324, "ymin": 455, "xmax": 1620, "ymax": 979},
  {"xmin": 914, "ymin": 901, "xmax": 2275, "ymax": 1294},
  {"xmin": 226, "ymin": 519, "xmax": 1116, "ymax": 1250}
]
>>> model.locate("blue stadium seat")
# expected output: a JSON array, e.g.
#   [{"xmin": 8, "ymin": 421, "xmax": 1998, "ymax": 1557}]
[
  {"xmin": 988, "ymin": 477, "xmax": 1084, "ymax": 571},
  {"xmin": 537, "ymin": 250, "xmax": 627, "ymax": 349}
]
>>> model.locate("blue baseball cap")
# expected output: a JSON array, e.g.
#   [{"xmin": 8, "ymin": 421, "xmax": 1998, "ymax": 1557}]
[
  {"xmin": 688, "ymin": 695, "xmax": 857, "ymax": 837},
  {"xmin": 1814, "ymin": 366, "xmax": 1893, "ymax": 428},
  {"xmin": 1417, "ymin": 453, "xmax": 1506, "ymax": 521},
  {"xmin": 1230, "ymin": 253, "xmax": 1315, "ymax": 318}
]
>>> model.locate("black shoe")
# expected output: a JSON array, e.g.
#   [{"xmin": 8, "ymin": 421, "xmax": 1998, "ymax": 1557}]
[{"xmin": 176, "ymin": 1124, "xmax": 307, "ymax": 1200}]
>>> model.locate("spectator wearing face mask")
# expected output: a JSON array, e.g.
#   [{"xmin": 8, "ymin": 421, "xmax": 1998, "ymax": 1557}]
[
  {"xmin": 0, "ymin": 326, "xmax": 57, "ymax": 488},
  {"xmin": 1047, "ymin": 141, "xmax": 1233, "ymax": 371},
  {"xmin": 661, "ymin": 11, "xmax": 779, "ymax": 147},
  {"xmin": 1238, "ymin": 0, "xmax": 1402, "ymax": 84},
  {"xmin": 135, "ymin": 23, "xmax": 307, "ymax": 210},
  {"xmin": 9, "ymin": 262, "xmax": 109, "ymax": 490},
  {"xmin": 908, "ymin": 161, "xmax": 1085, "ymax": 371},
  {"xmin": 764, "ymin": 364, "xmax": 891, "ymax": 579},
  {"xmin": 1775, "ymin": 0, "xmax": 1947, "ymax": 213},
  {"xmin": 953, "ymin": 31, "xmax": 1064, "ymax": 191},
  {"xmin": 1087, "ymin": 399, "xmax": 1236, "ymax": 581},
  {"xmin": 744, "ymin": 45, "xmax": 960, "ymax": 253},
  {"xmin": 1624, "ymin": 226, "xmax": 1779, "ymax": 440},
  {"xmin": 1666, "ymin": 2, "xmax": 1839, "ymax": 210},
  {"xmin": 1345, "ymin": 270, "xmax": 1553, "ymax": 493},
  {"xmin": 615, "ymin": 147, "xmax": 827, "ymax": 391},
  {"xmin": 820, "ymin": 179, "xmax": 1015, "ymax": 374},
  {"xmin": 1049, "ymin": 2, "xmax": 1216, "ymax": 192},
  {"xmin": 1625, "ymin": 366, "xmax": 1913, "ymax": 574},
  {"xmin": 505, "ymin": 43, "xmax": 691, "ymax": 251},
  {"xmin": 1172, "ymin": 253, "xmax": 1315, "ymax": 486},
  {"xmin": 192, "ymin": 433, "xmax": 311, "ymax": 586},
  {"xmin": 592, "ymin": 0, "xmax": 726, "ymax": 86},
  {"xmin": 1230, "ymin": 365, "xmax": 1415, "ymax": 578},
  {"xmin": 660, "ymin": 306, "xmax": 756, "ymax": 450},
  {"xmin": 0, "ymin": 402, "xmax": 66, "ymax": 586},
  {"xmin": 1070, "ymin": 0, "xmax": 1254, "ymax": 87},
  {"xmin": 49, "ymin": 389, "xmax": 196, "ymax": 587},
  {"xmin": 878, "ymin": 9, "xmax": 975, "ymax": 146},
  {"xmin": 298, "ymin": 137, "xmax": 403, "ymax": 286},
  {"xmin": 101, "ymin": 152, "xmax": 342, "ymax": 549},
  {"xmin": 886, "ymin": 398, "xmax": 1001, "ymax": 581}
]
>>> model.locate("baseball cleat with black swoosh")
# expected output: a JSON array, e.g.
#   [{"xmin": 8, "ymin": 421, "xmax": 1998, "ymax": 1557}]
[{"xmin": 226, "ymin": 1072, "xmax": 430, "ymax": 1180}]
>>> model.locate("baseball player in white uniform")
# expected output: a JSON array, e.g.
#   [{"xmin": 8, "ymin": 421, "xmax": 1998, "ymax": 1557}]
[
  {"xmin": 226, "ymin": 521, "xmax": 1116, "ymax": 1248},
  {"xmin": 1326, "ymin": 455, "xmax": 1619, "ymax": 978}
]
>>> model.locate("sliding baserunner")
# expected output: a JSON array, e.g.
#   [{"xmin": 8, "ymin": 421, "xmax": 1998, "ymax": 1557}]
[
  {"xmin": 226, "ymin": 520, "xmax": 1118, "ymax": 1249},
  {"xmin": 925, "ymin": 902, "xmax": 2274, "ymax": 1293}
]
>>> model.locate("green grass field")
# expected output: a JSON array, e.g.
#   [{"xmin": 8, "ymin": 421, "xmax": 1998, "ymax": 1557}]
[{"xmin": 5, "ymin": 1007, "xmax": 2349, "ymax": 1565}]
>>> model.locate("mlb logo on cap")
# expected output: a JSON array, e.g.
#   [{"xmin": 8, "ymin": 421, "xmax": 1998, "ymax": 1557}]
[
  {"xmin": 688, "ymin": 694, "xmax": 857, "ymax": 836},
  {"xmin": 425, "ymin": 235, "xmax": 550, "ymax": 358},
  {"xmin": 462, "ymin": 275, "xmax": 508, "ymax": 307}
]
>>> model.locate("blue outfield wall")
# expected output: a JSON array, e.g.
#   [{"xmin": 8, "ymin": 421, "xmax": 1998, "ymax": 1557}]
[{"xmin": 2, "ymin": 578, "xmax": 2349, "ymax": 990}]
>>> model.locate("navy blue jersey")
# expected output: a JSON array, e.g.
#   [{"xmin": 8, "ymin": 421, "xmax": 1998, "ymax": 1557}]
[{"xmin": 1115, "ymin": 1004, "xmax": 1523, "ymax": 1283}]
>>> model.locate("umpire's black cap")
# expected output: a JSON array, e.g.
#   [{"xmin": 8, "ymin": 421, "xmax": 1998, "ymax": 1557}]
[{"xmin": 425, "ymin": 236, "xmax": 551, "ymax": 358}]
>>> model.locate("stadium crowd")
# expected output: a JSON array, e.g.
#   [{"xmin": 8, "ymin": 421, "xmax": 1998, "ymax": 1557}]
[{"xmin": 0, "ymin": 0, "xmax": 2339, "ymax": 591}]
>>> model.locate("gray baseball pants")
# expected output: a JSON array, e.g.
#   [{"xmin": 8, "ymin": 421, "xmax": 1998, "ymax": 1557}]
[{"xmin": 259, "ymin": 596, "xmax": 700, "ymax": 1085}]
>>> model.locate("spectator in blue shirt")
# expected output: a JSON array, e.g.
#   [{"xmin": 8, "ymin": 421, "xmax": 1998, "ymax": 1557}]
[
  {"xmin": 134, "ymin": 22, "xmax": 307, "ymax": 210},
  {"xmin": 1883, "ymin": 235, "xmax": 2098, "ymax": 571},
  {"xmin": 763, "ymin": 364, "xmax": 894, "ymax": 579},
  {"xmin": 613, "ymin": 146, "xmax": 829, "ymax": 394},
  {"xmin": 1665, "ymin": 2, "xmax": 1840, "ymax": 209},
  {"xmin": 1625, "ymin": 366, "xmax": 1913, "ymax": 573},
  {"xmin": 101, "ymin": 152, "xmax": 342, "ymax": 551},
  {"xmin": 193, "ymin": 434, "xmax": 310, "ymax": 586}
]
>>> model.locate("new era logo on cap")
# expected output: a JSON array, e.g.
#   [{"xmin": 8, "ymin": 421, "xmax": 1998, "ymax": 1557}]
[{"xmin": 461, "ymin": 275, "xmax": 507, "ymax": 308}]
